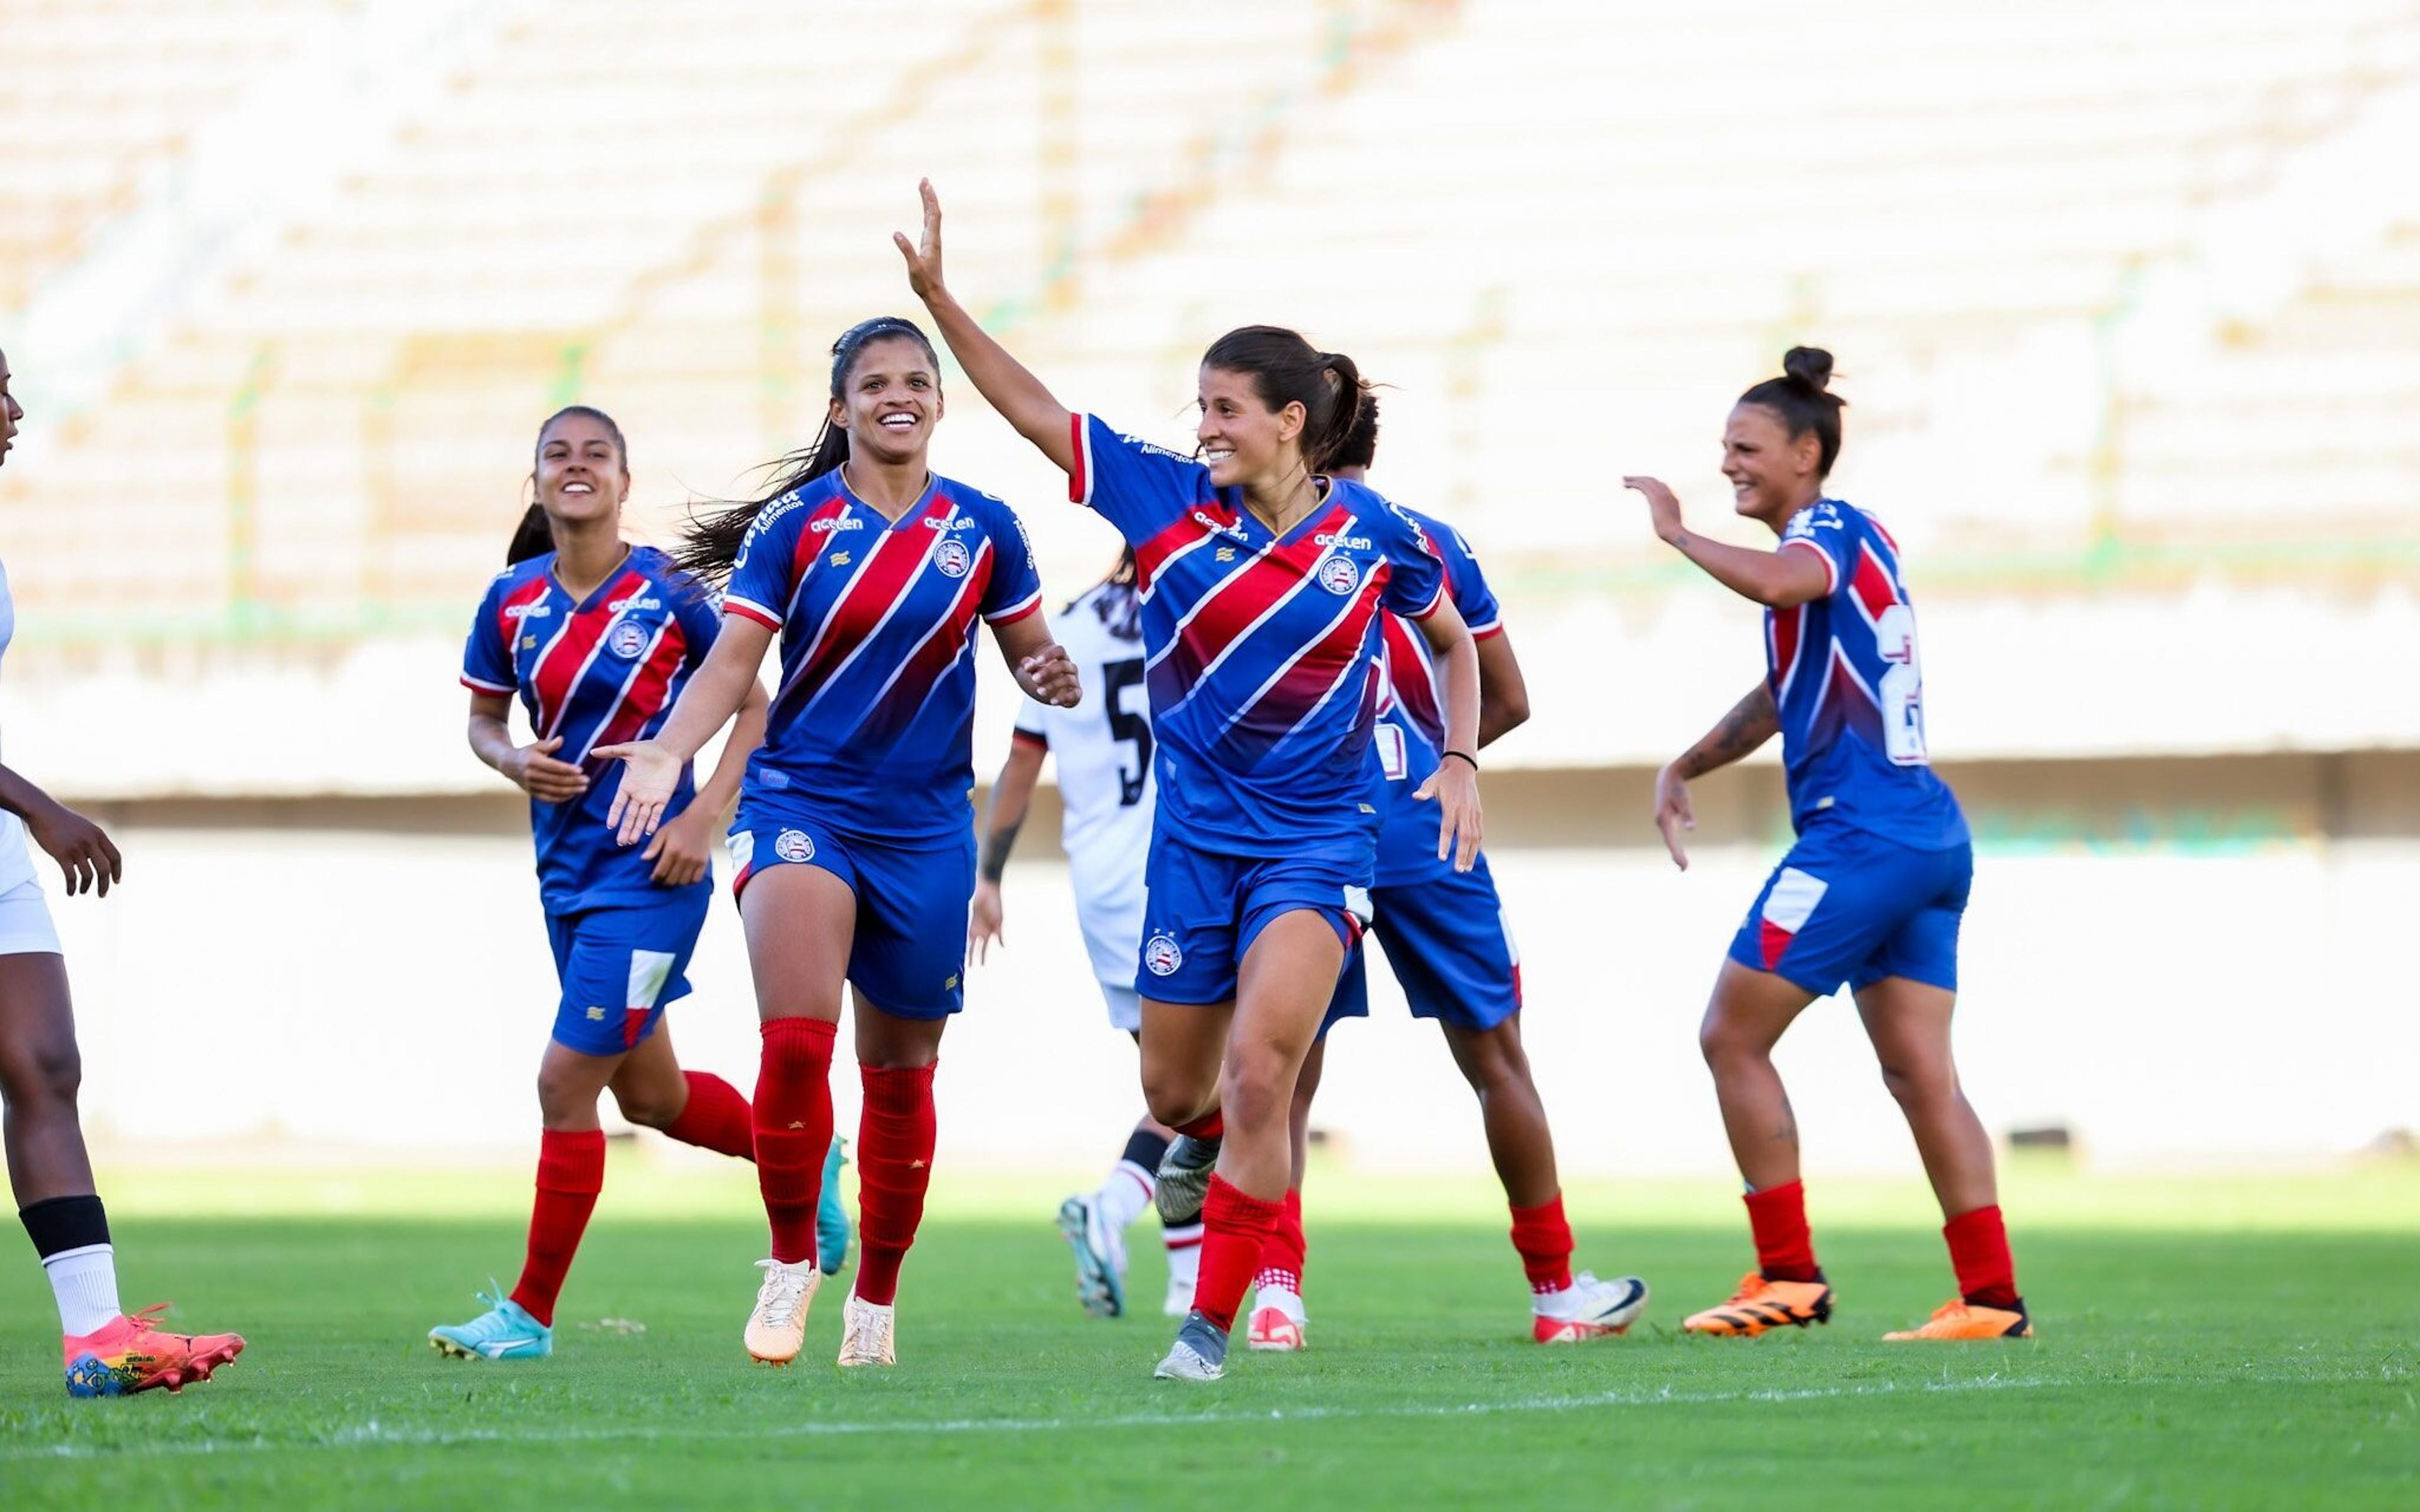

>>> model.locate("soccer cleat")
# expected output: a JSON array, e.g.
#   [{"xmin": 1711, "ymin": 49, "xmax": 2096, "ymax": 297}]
[
  {"xmin": 1152, "ymin": 1309, "xmax": 1230, "ymax": 1382},
  {"xmin": 1682, "ymin": 1271, "xmax": 1834, "ymax": 1337},
  {"xmin": 744, "ymin": 1257, "xmax": 821, "ymax": 1365},
  {"xmin": 1245, "ymin": 1284, "xmax": 1307, "ymax": 1352},
  {"xmin": 1531, "ymin": 1271, "xmax": 1651, "ymax": 1344},
  {"xmin": 63, "ymin": 1304, "xmax": 246, "ymax": 1397},
  {"xmin": 817, "ymin": 1137, "xmax": 853, "ymax": 1278},
  {"xmin": 1057, "ymin": 1193, "xmax": 1129, "ymax": 1319},
  {"xmin": 836, "ymin": 1293, "xmax": 897, "ymax": 1366},
  {"xmin": 1153, "ymin": 1134, "xmax": 1219, "ymax": 1227},
  {"xmin": 428, "ymin": 1289, "xmax": 551, "ymax": 1361},
  {"xmin": 1884, "ymin": 1298, "xmax": 2033, "ymax": 1341}
]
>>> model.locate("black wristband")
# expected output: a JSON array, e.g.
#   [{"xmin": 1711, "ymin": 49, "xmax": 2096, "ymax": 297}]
[{"xmin": 1441, "ymin": 750, "xmax": 1479, "ymax": 772}]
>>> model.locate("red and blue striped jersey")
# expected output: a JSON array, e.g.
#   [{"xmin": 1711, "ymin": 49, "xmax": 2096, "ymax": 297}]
[
  {"xmin": 1369, "ymin": 507, "xmax": 1503, "ymax": 885},
  {"xmin": 1068, "ymin": 415, "xmax": 1446, "ymax": 859},
  {"xmin": 462, "ymin": 545, "xmax": 723, "ymax": 912},
  {"xmin": 723, "ymin": 469, "xmax": 1043, "ymax": 840},
  {"xmin": 1767, "ymin": 500, "xmax": 1967, "ymax": 850}
]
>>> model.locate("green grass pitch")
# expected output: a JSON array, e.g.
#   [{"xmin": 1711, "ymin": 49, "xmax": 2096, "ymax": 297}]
[{"xmin": 1, "ymin": 1163, "xmax": 2412, "ymax": 1509}]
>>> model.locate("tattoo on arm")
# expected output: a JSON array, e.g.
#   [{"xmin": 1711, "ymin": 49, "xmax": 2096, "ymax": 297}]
[
  {"xmin": 1679, "ymin": 684, "xmax": 1778, "ymax": 779},
  {"xmin": 979, "ymin": 815, "xmax": 1024, "ymax": 883}
]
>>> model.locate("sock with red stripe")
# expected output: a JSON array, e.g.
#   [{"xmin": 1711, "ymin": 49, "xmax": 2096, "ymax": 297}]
[
  {"xmin": 1192, "ymin": 1174, "xmax": 1282, "ymax": 1332},
  {"xmin": 662, "ymin": 1071, "xmax": 754, "ymax": 1161},
  {"xmin": 1175, "ymin": 1111, "xmax": 1223, "ymax": 1140},
  {"xmin": 853, "ymin": 1063, "xmax": 938, "ymax": 1307},
  {"xmin": 1507, "ymin": 1193, "xmax": 1576, "ymax": 1295},
  {"xmin": 1250, "ymin": 1187, "xmax": 1306, "ymax": 1296},
  {"xmin": 752, "ymin": 1017, "xmax": 836, "ymax": 1266},
  {"xmin": 1744, "ymin": 1179, "xmax": 1822, "ymax": 1283},
  {"xmin": 509, "ymin": 1128, "xmax": 606, "ymax": 1327},
  {"xmin": 1097, "ymin": 1126, "xmax": 1168, "ymax": 1233},
  {"xmin": 1943, "ymin": 1203, "xmax": 2020, "ymax": 1309}
]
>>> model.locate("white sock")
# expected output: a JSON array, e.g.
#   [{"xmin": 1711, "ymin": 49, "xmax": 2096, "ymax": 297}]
[
  {"xmin": 1163, "ymin": 1223, "xmax": 1202, "ymax": 1290},
  {"xmin": 1095, "ymin": 1160, "xmax": 1155, "ymax": 1232},
  {"xmin": 43, "ymin": 1243, "xmax": 122, "ymax": 1336}
]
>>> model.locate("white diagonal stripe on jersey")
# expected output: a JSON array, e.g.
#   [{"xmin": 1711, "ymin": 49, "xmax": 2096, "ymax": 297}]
[
  {"xmin": 1154, "ymin": 519, "xmax": 1357, "ymax": 721},
  {"xmin": 773, "ymin": 515, "xmax": 933, "ymax": 713},
  {"xmin": 1135, "ymin": 527, "xmax": 1228, "ymax": 608},
  {"xmin": 1212, "ymin": 561, "xmax": 1376, "ymax": 745},
  {"xmin": 572, "ymin": 619, "xmax": 669, "ymax": 763},
  {"xmin": 836, "ymin": 538, "xmax": 992, "ymax": 724},
  {"xmin": 547, "ymin": 599, "xmax": 643, "ymax": 743},
  {"xmin": 792, "ymin": 518, "xmax": 952, "ymax": 724},
  {"xmin": 1144, "ymin": 527, "xmax": 1282, "ymax": 663},
  {"xmin": 522, "ymin": 603, "xmax": 580, "ymax": 735}
]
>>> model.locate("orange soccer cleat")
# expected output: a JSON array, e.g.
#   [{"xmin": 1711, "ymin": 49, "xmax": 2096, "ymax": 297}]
[
  {"xmin": 63, "ymin": 1304, "xmax": 246, "ymax": 1397},
  {"xmin": 1884, "ymin": 1298, "xmax": 2033, "ymax": 1341},
  {"xmin": 1681, "ymin": 1272, "xmax": 1833, "ymax": 1337}
]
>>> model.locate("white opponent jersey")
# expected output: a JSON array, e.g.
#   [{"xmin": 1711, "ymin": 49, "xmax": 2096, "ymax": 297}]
[
  {"xmin": 1012, "ymin": 579, "xmax": 1153, "ymax": 991},
  {"xmin": 0, "ymin": 561, "xmax": 40, "ymax": 891}
]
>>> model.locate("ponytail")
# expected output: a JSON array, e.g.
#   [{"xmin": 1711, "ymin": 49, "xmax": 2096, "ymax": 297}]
[
  {"xmin": 504, "ymin": 500, "xmax": 555, "ymax": 564},
  {"xmin": 1738, "ymin": 346, "xmax": 1847, "ymax": 476}
]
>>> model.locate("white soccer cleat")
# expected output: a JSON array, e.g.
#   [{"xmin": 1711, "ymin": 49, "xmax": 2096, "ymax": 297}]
[
  {"xmin": 1531, "ymin": 1271, "xmax": 1651, "ymax": 1344},
  {"xmin": 1246, "ymin": 1284, "xmax": 1308, "ymax": 1352},
  {"xmin": 744, "ymin": 1258, "xmax": 821, "ymax": 1365},
  {"xmin": 1057, "ymin": 1193, "xmax": 1129, "ymax": 1319},
  {"xmin": 1152, "ymin": 1310, "xmax": 1229, "ymax": 1382},
  {"xmin": 836, "ymin": 1293, "xmax": 896, "ymax": 1367}
]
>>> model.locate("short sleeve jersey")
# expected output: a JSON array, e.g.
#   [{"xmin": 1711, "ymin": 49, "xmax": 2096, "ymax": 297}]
[
  {"xmin": 1369, "ymin": 507, "xmax": 1504, "ymax": 885},
  {"xmin": 1011, "ymin": 579, "xmax": 1154, "ymax": 917},
  {"xmin": 462, "ymin": 545, "xmax": 722, "ymax": 912},
  {"xmin": 1767, "ymin": 500, "xmax": 1968, "ymax": 850},
  {"xmin": 1067, "ymin": 415, "xmax": 1446, "ymax": 858},
  {"xmin": 723, "ymin": 469, "xmax": 1043, "ymax": 840}
]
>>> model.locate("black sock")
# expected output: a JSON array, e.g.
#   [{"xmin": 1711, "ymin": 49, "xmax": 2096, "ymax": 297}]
[
  {"xmin": 1121, "ymin": 1127, "xmax": 1173, "ymax": 1176},
  {"xmin": 20, "ymin": 1194, "xmax": 110, "ymax": 1260}
]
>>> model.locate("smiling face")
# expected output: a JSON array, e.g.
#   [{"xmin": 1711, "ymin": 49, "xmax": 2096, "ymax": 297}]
[
  {"xmin": 1196, "ymin": 365, "xmax": 1306, "ymax": 492},
  {"xmin": 0, "ymin": 350, "xmax": 22, "ymax": 469},
  {"xmin": 1721, "ymin": 401, "xmax": 1824, "ymax": 529},
  {"xmin": 534, "ymin": 410, "xmax": 628, "ymax": 529},
  {"xmin": 833, "ymin": 335, "xmax": 942, "ymax": 467}
]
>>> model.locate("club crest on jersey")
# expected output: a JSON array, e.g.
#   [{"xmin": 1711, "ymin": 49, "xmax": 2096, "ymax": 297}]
[
  {"xmin": 775, "ymin": 828, "xmax": 815, "ymax": 864},
  {"xmin": 934, "ymin": 538, "xmax": 973, "ymax": 578},
  {"xmin": 606, "ymin": 620, "xmax": 651, "ymax": 660},
  {"xmin": 1143, "ymin": 932, "xmax": 1184, "ymax": 977},
  {"xmin": 1318, "ymin": 554, "xmax": 1362, "ymax": 596}
]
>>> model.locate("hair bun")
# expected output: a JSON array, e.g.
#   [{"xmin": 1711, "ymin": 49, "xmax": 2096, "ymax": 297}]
[{"xmin": 1781, "ymin": 346, "xmax": 1835, "ymax": 392}]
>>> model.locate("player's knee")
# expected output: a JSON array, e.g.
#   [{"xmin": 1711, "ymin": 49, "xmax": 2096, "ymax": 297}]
[
  {"xmin": 0, "ymin": 1033, "xmax": 81, "ymax": 1112},
  {"xmin": 1459, "ymin": 1023, "xmax": 1531, "ymax": 1095},
  {"xmin": 1699, "ymin": 1014, "xmax": 1755, "ymax": 1072},
  {"xmin": 1141, "ymin": 1066, "xmax": 1211, "ymax": 1127},
  {"xmin": 1218, "ymin": 1050, "xmax": 1293, "ymax": 1132},
  {"xmin": 610, "ymin": 1084, "xmax": 683, "ymax": 1128},
  {"xmin": 1877, "ymin": 1057, "xmax": 1955, "ymax": 1109}
]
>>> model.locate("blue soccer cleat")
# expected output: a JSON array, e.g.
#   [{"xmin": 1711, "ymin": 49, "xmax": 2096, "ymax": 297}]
[
  {"xmin": 429, "ymin": 1289, "xmax": 551, "ymax": 1361},
  {"xmin": 817, "ymin": 1137, "xmax": 853, "ymax": 1277}
]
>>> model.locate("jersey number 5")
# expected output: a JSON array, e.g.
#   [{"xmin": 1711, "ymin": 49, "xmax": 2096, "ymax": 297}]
[
  {"xmin": 1874, "ymin": 604, "xmax": 1929, "ymax": 765},
  {"xmin": 1103, "ymin": 657, "xmax": 1153, "ymax": 806}
]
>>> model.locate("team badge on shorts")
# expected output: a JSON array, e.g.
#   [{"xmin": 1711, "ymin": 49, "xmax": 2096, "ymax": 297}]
[
  {"xmin": 607, "ymin": 620, "xmax": 650, "ymax": 660},
  {"xmin": 775, "ymin": 828, "xmax": 815, "ymax": 864},
  {"xmin": 1143, "ymin": 931, "xmax": 1184, "ymax": 977},
  {"xmin": 1318, "ymin": 554, "xmax": 1361, "ymax": 595},
  {"xmin": 935, "ymin": 538, "xmax": 973, "ymax": 578}
]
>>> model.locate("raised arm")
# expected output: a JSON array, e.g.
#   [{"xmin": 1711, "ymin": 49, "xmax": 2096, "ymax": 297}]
[
  {"xmin": 1651, "ymin": 681, "xmax": 1779, "ymax": 871},
  {"xmin": 896, "ymin": 179, "xmax": 1078, "ymax": 475},
  {"xmin": 596, "ymin": 613, "xmax": 775, "ymax": 843},
  {"xmin": 1625, "ymin": 476, "xmax": 1829, "ymax": 609}
]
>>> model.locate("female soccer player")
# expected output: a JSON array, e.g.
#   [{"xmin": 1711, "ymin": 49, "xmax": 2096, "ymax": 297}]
[
  {"xmin": 968, "ymin": 548, "xmax": 1200, "ymax": 1321},
  {"xmin": 1629, "ymin": 348, "xmax": 2029, "ymax": 1341},
  {"xmin": 1247, "ymin": 401, "xmax": 1648, "ymax": 1353},
  {"xmin": 894, "ymin": 181, "xmax": 1485, "ymax": 1382},
  {"xmin": 0, "ymin": 346, "xmax": 245, "ymax": 1396},
  {"xmin": 601, "ymin": 318, "xmax": 1080, "ymax": 1370},
  {"xmin": 432, "ymin": 404, "xmax": 771, "ymax": 1362}
]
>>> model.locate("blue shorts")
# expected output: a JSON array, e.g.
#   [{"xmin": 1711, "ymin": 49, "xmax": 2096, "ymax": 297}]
[
  {"xmin": 546, "ymin": 885, "xmax": 712, "ymax": 1057},
  {"xmin": 1137, "ymin": 831, "xmax": 1371, "ymax": 1007},
  {"xmin": 729, "ymin": 798, "xmax": 976, "ymax": 1019},
  {"xmin": 1322, "ymin": 851, "xmax": 1523, "ymax": 1034},
  {"xmin": 1728, "ymin": 822, "xmax": 1973, "ymax": 996}
]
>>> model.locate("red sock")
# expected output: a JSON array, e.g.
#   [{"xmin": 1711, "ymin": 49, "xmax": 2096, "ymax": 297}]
[
  {"xmin": 509, "ymin": 1128, "xmax": 606, "ymax": 1328},
  {"xmin": 1944, "ymin": 1204, "xmax": 2020, "ymax": 1309},
  {"xmin": 1193, "ymin": 1174, "xmax": 1282, "ymax": 1332},
  {"xmin": 1744, "ymin": 1180, "xmax": 1821, "ymax": 1282},
  {"xmin": 853, "ymin": 1062, "xmax": 937, "ymax": 1307},
  {"xmin": 1507, "ymin": 1193, "xmax": 1576, "ymax": 1295},
  {"xmin": 1175, "ymin": 1111, "xmax": 1223, "ymax": 1140},
  {"xmin": 752, "ymin": 1018, "xmax": 836, "ymax": 1266},
  {"xmin": 1251, "ymin": 1187, "xmax": 1306, "ymax": 1295},
  {"xmin": 662, "ymin": 1071, "xmax": 754, "ymax": 1161}
]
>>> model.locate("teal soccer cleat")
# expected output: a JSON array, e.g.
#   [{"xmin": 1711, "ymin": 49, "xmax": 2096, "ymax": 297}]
[
  {"xmin": 817, "ymin": 1137, "xmax": 853, "ymax": 1276},
  {"xmin": 429, "ymin": 1290, "xmax": 551, "ymax": 1361}
]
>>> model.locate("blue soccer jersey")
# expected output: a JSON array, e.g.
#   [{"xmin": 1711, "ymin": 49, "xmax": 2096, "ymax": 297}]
[
  {"xmin": 1369, "ymin": 507, "xmax": 1502, "ymax": 886},
  {"xmin": 462, "ymin": 546, "xmax": 723, "ymax": 912},
  {"xmin": 1068, "ymin": 415, "xmax": 1446, "ymax": 859},
  {"xmin": 723, "ymin": 469, "xmax": 1044, "ymax": 840},
  {"xmin": 1766, "ymin": 500, "xmax": 1968, "ymax": 850}
]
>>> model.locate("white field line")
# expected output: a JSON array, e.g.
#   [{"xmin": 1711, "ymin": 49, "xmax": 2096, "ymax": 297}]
[{"xmin": 6, "ymin": 1369, "xmax": 2400, "ymax": 1463}]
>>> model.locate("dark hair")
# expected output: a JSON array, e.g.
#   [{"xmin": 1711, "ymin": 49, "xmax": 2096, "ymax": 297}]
[
  {"xmin": 507, "ymin": 404, "xmax": 629, "ymax": 564},
  {"xmin": 676, "ymin": 317, "xmax": 942, "ymax": 583},
  {"xmin": 1089, "ymin": 546, "xmax": 1141, "ymax": 641},
  {"xmin": 1326, "ymin": 391, "xmax": 1381, "ymax": 472},
  {"xmin": 1736, "ymin": 346, "xmax": 1845, "ymax": 476},
  {"xmin": 1199, "ymin": 325, "xmax": 1369, "ymax": 474}
]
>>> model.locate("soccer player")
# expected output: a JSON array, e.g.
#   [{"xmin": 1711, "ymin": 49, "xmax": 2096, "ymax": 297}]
[
  {"xmin": 1245, "ymin": 400, "xmax": 1649, "ymax": 1352},
  {"xmin": 601, "ymin": 318, "xmax": 1080, "ymax": 1370},
  {"xmin": 1629, "ymin": 348, "xmax": 2029, "ymax": 1341},
  {"xmin": 894, "ymin": 181, "xmax": 1485, "ymax": 1382},
  {"xmin": 0, "ymin": 346, "xmax": 246, "ymax": 1395},
  {"xmin": 968, "ymin": 549, "xmax": 1201, "ymax": 1320},
  {"xmin": 433, "ymin": 405, "xmax": 773, "ymax": 1362}
]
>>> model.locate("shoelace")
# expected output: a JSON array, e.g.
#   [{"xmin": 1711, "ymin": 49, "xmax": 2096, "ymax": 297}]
[
  {"xmin": 843, "ymin": 1305, "xmax": 892, "ymax": 1357},
  {"xmin": 461, "ymin": 1285, "xmax": 518, "ymax": 1339},
  {"xmin": 121, "ymin": 1302, "xmax": 174, "ymax": 1337},
  {"xmin": 754, "ymin": 1260, "xmax": 811, "ymax": 1327}
]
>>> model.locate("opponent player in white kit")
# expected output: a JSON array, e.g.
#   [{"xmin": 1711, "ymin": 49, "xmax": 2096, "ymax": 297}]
[{"xmin": 969, "ymin": 549, "xmax": 1201, "ymax": 1319}]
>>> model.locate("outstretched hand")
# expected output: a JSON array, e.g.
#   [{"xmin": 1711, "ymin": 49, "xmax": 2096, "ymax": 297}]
[
  {"xmin": 894, "ymin": 178, "xmax": 945, "ymax": 302},
  {"xmin": 1652, "ymin": 762, "xmax": 1695, "ymax": 871},
  {"xmin": 1412, "ymin": 759, "xmax": 1484, "ymax": 873},
  {"xmin": 1623, "ymin": 476, "xmax": 1686, "ymax": 545},
  {"xmin": 594, "ymin": 739, "xmax": 683, "ymax": 846}
]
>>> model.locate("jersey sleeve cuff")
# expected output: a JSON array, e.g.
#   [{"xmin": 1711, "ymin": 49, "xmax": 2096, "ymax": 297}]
[
  {"xmin": 1068, "ymin": 413, "xmax": 1095, "ymax": 507},
  {"xmin": 983, "ymin": 588, "xmax": 1044, "ymax": 626},
  {"xmin": 1780, "ymin": 536, "xmax": 1841, "ymax": 595},
  {"xmin": 722, "ymin": 595, "xmax": 783, "ymax": 631},
  {"xmin": 1011, "ymin": 726, "xmax": 1049, "ymax": 750},
  {"xmin": 1468, "ymin": 616, "xmax": 1504, "ymax": 640},
  {"xmin": 1403, "ymin": 581, "xmax": 1448, "ymax": 621},
  {"xmin": 459, "ymin": 673, "xmax": 516, "ymax": 695}
]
